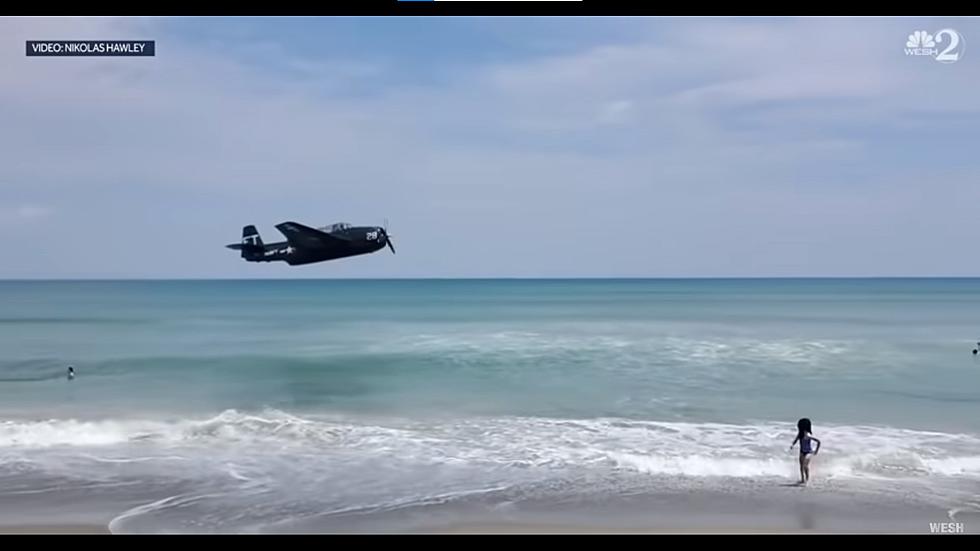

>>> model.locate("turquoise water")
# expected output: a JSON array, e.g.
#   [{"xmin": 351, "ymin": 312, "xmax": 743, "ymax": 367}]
[{"xmin": 1, "ymin": 279, "xmax": 979, "ymax": 532}]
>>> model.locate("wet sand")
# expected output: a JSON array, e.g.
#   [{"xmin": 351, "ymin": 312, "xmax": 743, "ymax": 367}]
[{"xmin": 0, "ymin": 524, "xmax": 110, "ymax": 534}]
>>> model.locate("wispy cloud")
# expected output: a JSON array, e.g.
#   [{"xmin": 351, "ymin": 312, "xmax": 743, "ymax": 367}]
[
  {"xmin": 0, "ymin": 204, "xmax": 54, "ymax": 224},
  {"xmin": 596, "ymin": 99, "xmax": 634, "ymax": 125}
]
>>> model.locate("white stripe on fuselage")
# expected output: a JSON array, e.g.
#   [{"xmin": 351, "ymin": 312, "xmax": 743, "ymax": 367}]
[{"xmin": 264, "ymin": 246, "xmax": 295, "ymax": 256}]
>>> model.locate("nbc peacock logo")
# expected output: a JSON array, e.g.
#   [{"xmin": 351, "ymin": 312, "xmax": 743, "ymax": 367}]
[{"xmin": 905, "ymin": 28, "xmax": 965, "ymax": 63}]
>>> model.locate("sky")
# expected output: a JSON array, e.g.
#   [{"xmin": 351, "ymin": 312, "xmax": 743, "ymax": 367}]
[{"xmin": 2, "ymin": 16, "xmax": 979, "ymax": 278}]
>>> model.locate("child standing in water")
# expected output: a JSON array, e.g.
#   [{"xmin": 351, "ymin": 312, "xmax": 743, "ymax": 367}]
[{"xmin": 790, "ymin": 418, "xmax": 821, "ymax": 485}]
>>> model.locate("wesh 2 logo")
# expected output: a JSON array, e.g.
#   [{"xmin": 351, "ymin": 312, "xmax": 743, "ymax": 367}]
[{"xmin": 905, "ymin": 29, "xmax": 965, "ymax": 63}]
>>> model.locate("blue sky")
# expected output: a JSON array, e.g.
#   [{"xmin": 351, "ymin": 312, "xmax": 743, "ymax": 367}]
[{"xmin": 2, "ymin": 16, "xmax": 979, "ymax": 278}]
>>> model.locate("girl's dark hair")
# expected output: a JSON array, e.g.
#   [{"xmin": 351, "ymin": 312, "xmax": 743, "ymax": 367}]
[{"xmin": 797, "ymin": 418, "xmax": 812, "ymax": 439}]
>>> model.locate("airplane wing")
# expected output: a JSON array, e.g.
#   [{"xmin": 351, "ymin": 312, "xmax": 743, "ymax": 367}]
[{"xmin": 275, "ymin": 221, "xmax": 350, "ymax": 248}]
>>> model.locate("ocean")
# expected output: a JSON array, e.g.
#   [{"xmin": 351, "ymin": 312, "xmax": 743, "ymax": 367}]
[{"xmin": 1, "ymin": 279, "xmax": 979, "ymax": 532}]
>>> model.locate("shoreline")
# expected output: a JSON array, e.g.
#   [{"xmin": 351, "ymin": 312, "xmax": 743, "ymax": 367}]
[{"xmin": 1, "ymin": 474, "xmax": 972, "ymax": 534}]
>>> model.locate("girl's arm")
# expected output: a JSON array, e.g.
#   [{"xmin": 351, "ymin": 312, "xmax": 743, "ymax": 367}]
[
  {"xmin": 790, "ymin": 435, "xmax": 799, "ymax": 450},
  {"xmin": 811, "ymin": 436, "xmax": 821, "ymax": 454}
]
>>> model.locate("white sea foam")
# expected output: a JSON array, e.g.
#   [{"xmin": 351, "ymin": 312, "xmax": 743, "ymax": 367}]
[
  {"xmin": 3, "ymin": 411, "xmax": 979, "ymax": 481},
  {"xmin": 4, "ymin": 410, "xmax": 977, "ymax": 534}
]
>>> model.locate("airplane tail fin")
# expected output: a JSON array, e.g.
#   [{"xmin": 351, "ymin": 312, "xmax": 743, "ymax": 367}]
[
  {"xmin": 226, "ymin": 225, "xmax": 265, "ymax": 259},
  {"xmin": 241, "ymin": 225, "xmax": 264, "ymax": 248}
]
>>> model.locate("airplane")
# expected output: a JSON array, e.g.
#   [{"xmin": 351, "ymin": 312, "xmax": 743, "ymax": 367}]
[{"xmin": 226, "ymin": 220, "xmax": 395, "ymax": 266}]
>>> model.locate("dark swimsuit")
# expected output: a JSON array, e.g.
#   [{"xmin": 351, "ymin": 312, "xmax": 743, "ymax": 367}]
[{"xmin": 800, "ymin": 435, "xmax": 813, "ymax": 456}]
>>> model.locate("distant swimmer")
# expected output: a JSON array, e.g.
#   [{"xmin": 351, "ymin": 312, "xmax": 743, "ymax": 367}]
[
  {"xmin": 67, "ymin": 366, "xmax": 75, "ymax": 380},
  {"xmin": 789, "ymin": 418, "xmax": 821, "ymax": 486},
  {"xmin": 973, "ymin": 349, "xmax": 978, "ymax": 356}
]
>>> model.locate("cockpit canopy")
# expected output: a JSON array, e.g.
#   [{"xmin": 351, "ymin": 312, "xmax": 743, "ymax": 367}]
[{"xmin": 320, "ymin": 222, "xmax": 352, "ymax": 233}]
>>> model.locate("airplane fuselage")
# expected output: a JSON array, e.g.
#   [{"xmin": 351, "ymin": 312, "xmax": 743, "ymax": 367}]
[{"xmin": 251, "ymin": 227, "xmax": 387, "ymax": 265}]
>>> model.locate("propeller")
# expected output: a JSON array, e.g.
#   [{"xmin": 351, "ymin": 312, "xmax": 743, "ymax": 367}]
[{"xmin": 381, "ymin": 218, "xmax": 395, "ymax": 254}]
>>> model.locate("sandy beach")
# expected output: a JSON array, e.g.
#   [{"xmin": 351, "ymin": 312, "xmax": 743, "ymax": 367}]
[
  {"xmin": 0, "ymin": 524, "xmax": 110, "ymax": 534},
  {"xmin": 0, "ymin": 490, "xmax": 974, "ymax": 534}
]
